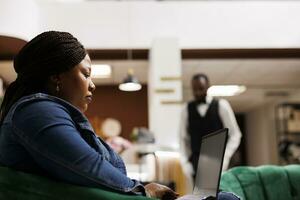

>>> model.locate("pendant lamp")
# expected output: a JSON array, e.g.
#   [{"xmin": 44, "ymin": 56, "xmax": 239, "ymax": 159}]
[
  {"xmin": 119, "ymin": 68, "xmax": 142, "ymax": 92},
  {"xmin": 119, "ymin": 3, "xmax": 142, "ymax": 92}
]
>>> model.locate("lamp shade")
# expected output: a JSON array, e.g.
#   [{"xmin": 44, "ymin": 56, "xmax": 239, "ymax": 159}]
[
  {"xmin": 118, "ymin": 72, "xmax": 142, "ymax": 92},
  {"xmin": 207, "ymin": 85, "xmax": 246, "ymax": 96}
]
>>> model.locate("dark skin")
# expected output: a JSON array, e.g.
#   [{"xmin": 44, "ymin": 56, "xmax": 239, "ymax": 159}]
[
  {"xmin": 48, "ymin": 54, "xmax": 96, "ymax": 113},
  {"xmin": 145, "ymin": 183, "xmax": 179, "ymax": 200},
  {"xmin": 47, "ymin": 55, "xmax": 178, "ymax": 200},
  {"xmin": 192, "ymin": 77, "xmax": 210, "ymax": 104}
]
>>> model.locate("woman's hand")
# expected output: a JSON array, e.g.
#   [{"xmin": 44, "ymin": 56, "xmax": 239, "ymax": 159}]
[{"xmin": 145, "ymin": 182, "xmax": 179, "ymax": 200}]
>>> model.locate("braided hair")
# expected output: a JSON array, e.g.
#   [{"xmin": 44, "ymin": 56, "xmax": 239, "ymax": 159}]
[{"xmin": 0, "ymin": 31, "xmax": 87, "ymax": 124}]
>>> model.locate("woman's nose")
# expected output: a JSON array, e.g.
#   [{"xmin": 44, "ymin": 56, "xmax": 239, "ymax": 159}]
[{"xmin": 89, "ymin": 80, "xmax": 96, "ymax": 92}]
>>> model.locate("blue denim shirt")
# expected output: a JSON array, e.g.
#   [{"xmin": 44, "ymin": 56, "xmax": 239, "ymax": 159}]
[{"xmin": 0, "ymin": 93, "xmax": 145, "ymax": 195}]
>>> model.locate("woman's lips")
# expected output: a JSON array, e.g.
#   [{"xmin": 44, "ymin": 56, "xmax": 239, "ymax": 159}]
[{"xmin": 86, "ymin": 96, "xmax": 93, "ymax": 103}]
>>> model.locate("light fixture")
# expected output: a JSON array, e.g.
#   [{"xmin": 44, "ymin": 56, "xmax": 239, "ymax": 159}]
[
  {"xmin": 207, "ymin": 85, "xmax": 246, "ymax": 96},
  {"xmin": 119, "ymin": 68, "xmax": 142, "ymax": 92},
  {"xmin": 118, "ymin": 3, "xmax": 142, "ymax": 92},
  {"xmin": 91, "ymin": 64, "xmax": 111, "ymax": 78}
]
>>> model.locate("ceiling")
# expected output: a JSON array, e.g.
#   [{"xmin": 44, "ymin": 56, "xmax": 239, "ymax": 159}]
[{"xmin": 1, "ymin": 58, "xmax": 300, "ymax": 113}]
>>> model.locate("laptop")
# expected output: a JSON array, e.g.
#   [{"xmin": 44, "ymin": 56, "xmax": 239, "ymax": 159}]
[{"xmin": 177, "ymin": 128, "xmax": 228, "ymax": 200}]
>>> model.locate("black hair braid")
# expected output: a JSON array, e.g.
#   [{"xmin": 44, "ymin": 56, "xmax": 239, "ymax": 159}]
[{"xmin": 0, "ymin": 31, "xmax": 87, "ymax": 124}]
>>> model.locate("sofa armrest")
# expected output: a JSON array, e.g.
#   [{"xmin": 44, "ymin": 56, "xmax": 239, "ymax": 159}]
[{"xmin": 0, "ymin": 166, "xmax": 156, "ymax": 200}]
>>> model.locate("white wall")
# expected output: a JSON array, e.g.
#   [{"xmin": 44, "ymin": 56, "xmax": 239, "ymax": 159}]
[
  {"xmin": 0, "ymin": 0, "xmax": 39, "ymax": 41},
  {"xmin": 2, "ymin": 1, "xmax": 300, "ymax": 48},
  {"xmin": 148, "ymin": 38, "xmax": 182, "ymax": 149},
  {"xmin": 246, "ymin": 101, "xmax": 279, "ymax": 166},
  {"xmin": 36, "ymin": 1, "xmax": 300, "ymax": 49}
]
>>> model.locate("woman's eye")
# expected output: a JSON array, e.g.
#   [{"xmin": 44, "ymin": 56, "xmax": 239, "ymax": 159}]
[{"xmin": 84, "ymin": 73, "xmax": 90, "ymax": 78}]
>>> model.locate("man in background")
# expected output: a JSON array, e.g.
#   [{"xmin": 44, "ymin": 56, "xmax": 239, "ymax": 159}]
[{"xmin": 179, "ymin": 73, "xmax": 242, "ymax": 181}]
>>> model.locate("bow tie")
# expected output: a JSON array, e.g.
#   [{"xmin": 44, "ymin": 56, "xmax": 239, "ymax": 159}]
[{"xmin": 196, "ymin": 98, "xmax": 206, "ymax": 104}]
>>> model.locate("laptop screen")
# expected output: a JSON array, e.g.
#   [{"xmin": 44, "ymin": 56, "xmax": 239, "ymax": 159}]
[{"xmin": 193, "ymin": 128, "xmax": 228, "ymax": 197}]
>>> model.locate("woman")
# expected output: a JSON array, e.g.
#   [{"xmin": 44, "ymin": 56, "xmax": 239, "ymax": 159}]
[
  {"xmin": 0, "ymin": 31, "xmax": 176, "ymax": 199},
  {"xmin": 0, "ymin": 31, "xmax": 238, "ymax": 200}
]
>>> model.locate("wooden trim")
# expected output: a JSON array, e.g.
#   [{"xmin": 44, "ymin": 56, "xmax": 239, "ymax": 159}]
[
  {"xmin": 87, "ymin": 49, "xmax": 148, "ymax": 60},
  {"xmin": 87, "ymin": 48, "xmax": 300, "ymax": 60},
  {"xmin": 0, "ymin": 35, "xmax": 27, "ymax": 60},
  {"xmin": 3, "ymin": 47, "xmax": 300, "ymax": 61},
  {"xmin": 155, "ymin": 88, "xmax": 175, "ymax": 93},
  {"xmin": 181, "ymin": 49, "xmax": 300, "ymax": 59},
  {"xmin": 160, "ymin": 76, "xmax": 182, "ymax": 81}
]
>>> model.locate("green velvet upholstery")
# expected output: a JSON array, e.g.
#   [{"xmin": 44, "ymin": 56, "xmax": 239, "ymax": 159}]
[
  {"xmin": 220, "ymin": 165, "xmax": 300, "ymax": 200},
  {"xmin": 0, "ymin": 166, "xmax": 156, "ymax": 200}
]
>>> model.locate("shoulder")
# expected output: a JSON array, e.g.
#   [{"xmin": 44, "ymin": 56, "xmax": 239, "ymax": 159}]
[
  {"xmin": 14, "ymin": 93, "xmax": 69, "ymax": 114},
  {"xmin": 217, "ymin": 98, "xmax": 234, "ymax": 113},
  {"xmin": 216, "ymin": 98, "xmax": 230, "ymax": 106},
  {"xmin": 9, "ymin": 93, "xmax": 75, "ymax": 124},
  {"xmin": 10, "ymin": 94, "xmax": 77, "ymax": 131}
]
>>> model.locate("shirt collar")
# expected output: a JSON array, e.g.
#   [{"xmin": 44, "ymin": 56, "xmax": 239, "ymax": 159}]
[{"xmin": 206, "ymin": 96, "xmax": 213, "ymax": 104}]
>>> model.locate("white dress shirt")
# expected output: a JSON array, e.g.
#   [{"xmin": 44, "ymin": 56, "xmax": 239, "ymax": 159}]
[{"xmin": 179, "ymin": 96, "xmax": 242, "ymax": 177}]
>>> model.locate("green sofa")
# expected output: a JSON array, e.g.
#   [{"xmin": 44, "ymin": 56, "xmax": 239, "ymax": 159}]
[
  {"xmin": 220, "ymin": 165, "xmax": 300, "ymax": 200},
  {"xmin": 0, "ymin": 166, "xmax": 156, "ymax": 200}
]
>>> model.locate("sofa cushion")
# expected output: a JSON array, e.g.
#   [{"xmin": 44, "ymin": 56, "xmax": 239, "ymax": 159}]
[
  {"xmin": 219, "ymin": 168, "xmax": 246, "ymax": 200},
  {"xmin": 257, "ymin": 165, "xmax": 293, "ymax": 200},
  {"xmin": 226, "ymin": 167, "xmax": 265, "ymax": 200},
  {"xmin": 284, "ymin": 165, "xmax": 300, "ymax": 200},
  {"xmin": 0, "ymin": 166, "xmax": 155, "ymax": 200},
  {"xmin": 220, "ymin": 165, "xmax": 300, "ymax": 200}
]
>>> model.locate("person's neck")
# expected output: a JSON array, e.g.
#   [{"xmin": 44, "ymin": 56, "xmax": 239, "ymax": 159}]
[{"xmin": 195, "ymin": 96, "xmax": 207, "ymax": 104}]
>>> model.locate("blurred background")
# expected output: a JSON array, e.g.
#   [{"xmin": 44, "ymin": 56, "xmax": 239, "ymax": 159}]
[{"xmin": 1, "ymin": 0, "xmax": 300, "ymax": 194}]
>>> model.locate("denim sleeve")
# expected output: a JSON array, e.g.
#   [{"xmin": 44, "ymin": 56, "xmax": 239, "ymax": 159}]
[{"xmin": 11, "ymin": 101, "xmax": 145, "ymax": 195}]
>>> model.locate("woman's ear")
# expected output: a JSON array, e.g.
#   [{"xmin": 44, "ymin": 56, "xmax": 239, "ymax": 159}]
[{"xmin": 48, "ymin": 74, "xmax": 61, "ymax": 94}]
